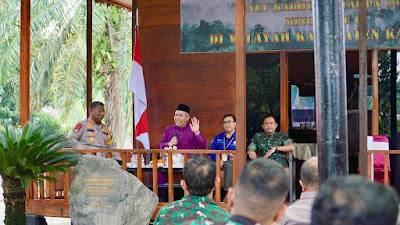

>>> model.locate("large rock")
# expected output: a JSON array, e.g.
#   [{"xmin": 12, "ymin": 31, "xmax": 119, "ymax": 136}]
[{"xmin": 69, "ymin": 155, "xmax": 158, "ymax": 225}]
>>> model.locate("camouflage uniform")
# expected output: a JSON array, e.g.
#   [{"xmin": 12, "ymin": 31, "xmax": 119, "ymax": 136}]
[
  {"xmin": 247, "ymin": 132, "xmax": 292, "ymax": 167},
  {"xmin": 154, "ymin": 194, "xmax": 230, "ymax": 225},
  {"xmin": 69, "ymin": 118, "xmax": 121, "ymax": 160},
  {"xmin": 184, "ymin": 215, "xmax": 261, "ymax": 225}
]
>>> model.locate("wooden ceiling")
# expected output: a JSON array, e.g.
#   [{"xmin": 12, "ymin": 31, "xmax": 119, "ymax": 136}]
[{"xmin": 95, "ymin": 0, "xmax": 132, "ymax": 10}]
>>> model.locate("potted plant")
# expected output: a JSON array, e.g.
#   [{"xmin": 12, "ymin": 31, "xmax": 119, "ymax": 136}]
[{"xmin": 0, "ymin": 121, "xmax": 77, "ymax": 225}]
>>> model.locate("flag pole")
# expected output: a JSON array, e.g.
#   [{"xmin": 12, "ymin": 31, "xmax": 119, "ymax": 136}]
[
  {"xmin": 132, "ymin": 0, "xmax": 138, "ymax": 149},
  {"xmin": 129, "ymin": 2, "xmax": 150, "ymax": 152}
]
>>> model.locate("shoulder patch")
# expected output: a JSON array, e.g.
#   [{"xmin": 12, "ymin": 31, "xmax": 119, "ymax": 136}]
[
  {"xmin": 74, "ymin": 123, "xmax": 83, "ymax": 133},
  {"xmin": 102, "ymin": 126, "xmax": 108, "ymax": 132}
]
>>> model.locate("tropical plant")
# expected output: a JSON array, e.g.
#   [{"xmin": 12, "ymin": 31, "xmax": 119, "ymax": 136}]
[
  {"xmin": 0, "ymin": 121, "xmax": 77, "ymax": 225},
  {"xmin": 0, "ymin": 0, "xmax": 133, "ymax": 148}
]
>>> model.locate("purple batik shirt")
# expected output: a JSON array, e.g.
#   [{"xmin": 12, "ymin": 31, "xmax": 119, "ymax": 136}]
[{"xmin": 159, "ymin": 124, "xmax": 207, "ymax": 150}]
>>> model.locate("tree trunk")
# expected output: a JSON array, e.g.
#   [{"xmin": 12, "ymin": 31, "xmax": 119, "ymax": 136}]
[
  {"xmin": 105, "ymin": 71, "xmax": 122, "ymax": 148},
  {"xmin": 2, "ymin": 176, "xmax": 26, "ymax": 225},
  {"xmin": 104, "ymin": 8, "xmax": 122, "ymax": 148}
]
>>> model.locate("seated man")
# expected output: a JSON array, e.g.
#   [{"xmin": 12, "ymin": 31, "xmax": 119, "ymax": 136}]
[
  {"xmin": 69, "ymin": 101, "xmax": 121, "ymax": 161},
  {"xmin": 209, "ymin": 114, "xmax": 236, "ymax": 197},
  {"xmin": 311, "ymin": 175, "xmax": 399, "ymax": 225},
  {"xmin": 154, "ymin": 156, "xmax": 230, "ymax": 224},
  {"xmin": 157, "ymin": 104, "xmax": 207, "ymax": 184},
  {"xmin": 247, "ymin": 114, "xmax": 294, "ymax": 171},
  {"xmin": 279, "ymin": 156, "xmax": 318, "ymax": 225},
  {"xmin": 186, "ymin": 158, "xmax": 289, "ymax": 225},
  {"xmin": 159, "ymin": 103, "xmax": 207, "ymax": 151}
]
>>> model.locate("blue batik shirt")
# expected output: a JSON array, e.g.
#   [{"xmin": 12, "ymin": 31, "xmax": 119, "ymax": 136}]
[{"xmin": 209, "ymin": 131, "xmax": 236, "ymax": 161}]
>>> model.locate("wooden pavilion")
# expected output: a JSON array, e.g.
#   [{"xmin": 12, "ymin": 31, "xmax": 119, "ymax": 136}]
[{"xmin": 17, "ymin": 0, "xmax": 399, "ymax": 219}]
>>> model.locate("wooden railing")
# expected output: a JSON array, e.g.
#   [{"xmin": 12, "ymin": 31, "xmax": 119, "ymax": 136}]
[
  {"xmin": 366, "ymin": 150, "xmax": 400, "ymax": 185},
  {"xmin": 26, "ymin": 149, "xmax": 236, "ymax": 217}
]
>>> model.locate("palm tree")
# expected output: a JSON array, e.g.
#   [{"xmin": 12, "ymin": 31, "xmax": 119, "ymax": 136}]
[
  {"xmin": 93, "ymin": 5, "xmax": 133, "ymax": 147},
  {"xmin": 0, "ymin": 121, "xmax": 77, "ymax": 225},
  {"xmin": 0, "ymin": 0, "xmax": 133, "ymax": 147}
]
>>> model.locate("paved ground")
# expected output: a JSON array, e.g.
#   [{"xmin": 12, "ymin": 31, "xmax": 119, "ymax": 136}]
[
  {"xmin": 1, "ymin": 177, "xmax": 70, "ymax": 225},
  {"xmin": 0, "ymin": 201, "xmax": 71, "ymax": 225}
]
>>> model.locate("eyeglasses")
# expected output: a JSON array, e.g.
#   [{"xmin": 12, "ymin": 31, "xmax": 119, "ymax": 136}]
[{"xmin": 223, "ymin": 120, "xmax": 235, "ymax": 124}]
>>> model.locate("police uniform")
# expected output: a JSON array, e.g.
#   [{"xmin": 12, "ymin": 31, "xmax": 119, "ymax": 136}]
[{"xmin": 69, "ymin": 118, "xmax": 121, "ymax": 160}]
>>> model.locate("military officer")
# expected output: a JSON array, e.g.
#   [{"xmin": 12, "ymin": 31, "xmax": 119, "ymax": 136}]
[
  {"xmin": 69, "ymin": 101, "xmax": 121, "ymax": 161},
  {"xmin": 154, "ymin": 157, "xmax": 230, "ymax": 224},
  {"xmin": 247, "ymin": 114, "xmax": 294, "ymax": 174}
]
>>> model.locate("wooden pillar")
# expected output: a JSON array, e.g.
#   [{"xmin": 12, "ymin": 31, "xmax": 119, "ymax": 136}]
[
  {"xmin": 280, "ymin": 52, "xmax": 289, "ymax": 133},
  {"xmin": 358, "ymin": 0, "xmax": 368, "ymax": 176},
  {"xmin": 86, "ymin": 0, "xmax": 93, "ymax": 117},
  {"xmin": 234, "ymin": 0, "xmax": 246, "ymax": 185},
  {"xmin": 371, "ymin": 49, "xmax": 379, "ymax": 135},
  {"xmin": 20, "ymin": 0, "xmax": 30, "ymax": 126}
]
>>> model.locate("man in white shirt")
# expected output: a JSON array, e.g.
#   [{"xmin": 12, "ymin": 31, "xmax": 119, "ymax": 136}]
[{"xmin": 279, "ymin": 156, "xmax": 318, "ymax": 225}]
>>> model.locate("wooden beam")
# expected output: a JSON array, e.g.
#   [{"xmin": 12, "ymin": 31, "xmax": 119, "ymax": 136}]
[
  {"xmin": 234, "ymin": 0, "xmax": 246, "ymax": 185},
  {"xmin": 86, "ymin": 0, "xmax": 93, "ymax": 117},
  {"xmin": 371, "ymin": 49, "xmax": 379, "ymax": 135},
  {"xmin": 280, "ymin": 52, "xmax": 289, "ymax": 133},
  {"xmin": 20, "ymin": 0, "xmax": 30, "ymax": 126},
  {"xmin": 359, "ymin": 0, "xmax": 368, "ymax": 176},
  {"xmin": 26, "ymin": 201, "xmax": 70, "ymax": 217}
]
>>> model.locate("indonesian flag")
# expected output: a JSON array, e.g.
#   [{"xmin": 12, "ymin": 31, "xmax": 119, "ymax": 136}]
[{"xmin": 129, "ymin": 28, "xmax": 150, "ymax": 149}]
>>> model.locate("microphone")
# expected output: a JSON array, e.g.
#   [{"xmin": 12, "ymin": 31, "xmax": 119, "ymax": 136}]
[{"xmin": 172, "ymin": 133, "xmax": 178, "ymax": 150}]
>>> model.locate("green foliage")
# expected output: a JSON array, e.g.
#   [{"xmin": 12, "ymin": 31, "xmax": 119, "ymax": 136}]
[
  {"xmin": 246, "ymin": 54, "xmax": 280, "ymax": 139},
  {"xmin": 32, "ymin": 111, "xmax": 70, "ymax": 135},
  {"xmin": 0, "ymin": 0, "xmax": 133, "ymax": 147},
  {"xmin": 0, "ymin": 120, "xmax": 77, "ymax": 188},
  {"xmin": 0, "ymin": 80, "xmax": 19, "ymax": 126},
  {"xmin": 378, "ymin": 50, "xmax": 393, "ymax": 136},
  {"xmin": 93, "ymin": 5, "xmax": 120, "ymax": 90},
  {"xmin": 181, "ymin": 20, "xmax": 235, "ymax": 52},
  {"xmin": 92, "ymin": 4, "xmax": 133, "ymax": 147}
]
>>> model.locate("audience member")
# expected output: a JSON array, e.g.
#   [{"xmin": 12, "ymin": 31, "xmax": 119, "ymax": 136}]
[
  {"xmin": 247, "ymin": 114, "xmax": 294, "ymax": 171},
  {"xmin": 154, "ymin": 156, "xmax": 230, "ymax": 224},
  {"xmin": 186, "ymin": 158, "xmax": 289, "ymax": 225},
  {"xmin": 279, "ymin": 156, "xmax": 318, "ymax": 225},
  {"xmin": 209, "ymin": 114, "xmax": 236, "ymax": 196},
  {"xmin": 311, "ymin": 175, "xmax": 399, "ymax": 225},
  {"xmin": 69, "ymin": 101, "xmax": 121, "ymax": 161}
]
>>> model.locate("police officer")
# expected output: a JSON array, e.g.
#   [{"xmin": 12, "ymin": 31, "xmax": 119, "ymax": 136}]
[{"xmin": 69, "ymin": 101, "xmax": 121, "ymax": 161}]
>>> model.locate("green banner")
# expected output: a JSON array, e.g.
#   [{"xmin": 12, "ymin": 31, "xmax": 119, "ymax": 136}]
[{"xmin": 181, "ymin": 0, "xmax": 400, "ymax": 52}]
